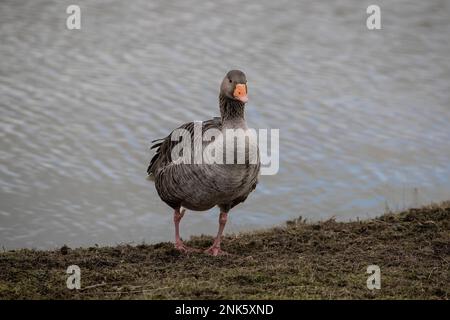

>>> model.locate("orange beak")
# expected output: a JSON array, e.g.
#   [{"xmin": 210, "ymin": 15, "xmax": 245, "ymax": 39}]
[{"xmin": 233, "ymin": 83, "xmax": 248, "ymax": 103}]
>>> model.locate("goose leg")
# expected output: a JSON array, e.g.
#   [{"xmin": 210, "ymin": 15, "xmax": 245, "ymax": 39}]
[
  {"xmin": 205, "ymin": 211, "xmax": 228, "ymax": 256},
  {"xmin": 173, "ymin": 208, "xmax": 198, "ymax": 252}
]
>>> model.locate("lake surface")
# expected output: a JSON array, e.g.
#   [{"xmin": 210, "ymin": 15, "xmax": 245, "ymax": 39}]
[{"xmin": 1, "ymin": 0, "xmax": 450, "ymax": 249}]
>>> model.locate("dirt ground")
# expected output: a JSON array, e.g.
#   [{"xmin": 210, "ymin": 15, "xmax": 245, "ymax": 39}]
[{"xmin": 0, "ymin": 202, "xmax": 448, "ymax": 299}]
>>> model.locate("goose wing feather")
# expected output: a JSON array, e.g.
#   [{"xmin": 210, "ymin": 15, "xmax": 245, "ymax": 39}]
[{"xmin": 147, "ymin": 117, "xmax": 221, "ymax": 177}]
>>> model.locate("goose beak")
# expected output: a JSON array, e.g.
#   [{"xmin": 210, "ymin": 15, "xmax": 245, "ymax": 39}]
[{"xmin": 233, "ymin": 83, "xmax": 248, "ymax": 103}]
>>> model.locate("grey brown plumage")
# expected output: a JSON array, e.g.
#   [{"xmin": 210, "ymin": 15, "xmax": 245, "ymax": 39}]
[
  {"xmin": 147, "ymin": 117, "xmax": 259, "ymax": 212},
  {"xmin": 147, "ymin": 70, "xmax": 259, "ymax": 254}
]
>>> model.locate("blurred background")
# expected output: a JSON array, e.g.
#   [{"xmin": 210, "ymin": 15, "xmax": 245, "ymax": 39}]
[{"xmin": 1, "ymin": 0, "xmax": 449, "ymax": 249}]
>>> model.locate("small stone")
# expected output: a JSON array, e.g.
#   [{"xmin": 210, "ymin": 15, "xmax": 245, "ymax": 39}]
[{"xmin": 60, "ymin": 245, "xmax": 69, "ymax": 255}]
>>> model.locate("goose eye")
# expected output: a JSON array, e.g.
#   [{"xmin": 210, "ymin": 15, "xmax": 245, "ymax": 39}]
[{"xmin": 229, "ymin": 78, "xmax": 232, "ymax": 83}]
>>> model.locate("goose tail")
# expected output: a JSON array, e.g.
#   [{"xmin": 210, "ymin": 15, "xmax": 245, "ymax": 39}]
[{"xmin": 147, "ymin": 137, "xmax": 165, "ymax": 182}]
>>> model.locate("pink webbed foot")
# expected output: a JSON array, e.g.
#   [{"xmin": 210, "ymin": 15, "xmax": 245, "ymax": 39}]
[
  {"xmin": 204, "ymin": 245, "xmax": 229, "ymax": 256},
  {"xmin": 174, "ymin": 240, "xmax": 200, "ymax": 253},
  {"xmin": 204, "ymin": 212, "xmax": 229, "ymax": 256},
  {"xmin": 173, "ymin": 208, "xmax": 199, "ymax": 253}
]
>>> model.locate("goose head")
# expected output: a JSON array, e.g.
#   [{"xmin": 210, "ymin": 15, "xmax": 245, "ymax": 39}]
[{"xmin": 220, "ymin": 70, "xmax": 248, "ymax": 103}]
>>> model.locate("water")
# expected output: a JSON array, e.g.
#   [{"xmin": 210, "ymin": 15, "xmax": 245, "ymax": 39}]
[{"xmin": 1, "ymin": 0, "xmax": 449, "ymax": 249}]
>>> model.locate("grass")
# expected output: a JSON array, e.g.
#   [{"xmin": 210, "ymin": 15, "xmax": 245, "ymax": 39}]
[{"xmin": 0, "ymin": 202, "xmax": 448, "ymax": 299}]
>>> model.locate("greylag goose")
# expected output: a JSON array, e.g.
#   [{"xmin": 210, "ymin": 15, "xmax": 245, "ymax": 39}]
[{"xmin": 147, "ymin": 70, "xmax": 260, "ymax": 256}]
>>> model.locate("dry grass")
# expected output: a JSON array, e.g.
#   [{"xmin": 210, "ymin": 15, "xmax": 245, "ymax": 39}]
[{"xmin": 0, "ymin": 202, "xmax": 449, "ymax": 299}]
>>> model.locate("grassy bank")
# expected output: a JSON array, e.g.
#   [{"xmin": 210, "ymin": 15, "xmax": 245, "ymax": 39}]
[{"xmin": 0, "ymin": 203, "xmax": 449, "ymax": 299}]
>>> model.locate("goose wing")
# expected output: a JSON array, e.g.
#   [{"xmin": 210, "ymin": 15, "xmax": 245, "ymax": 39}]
[{"xmin": 147, "ymin": 117, "xmax": 222, "ymax": 178}]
